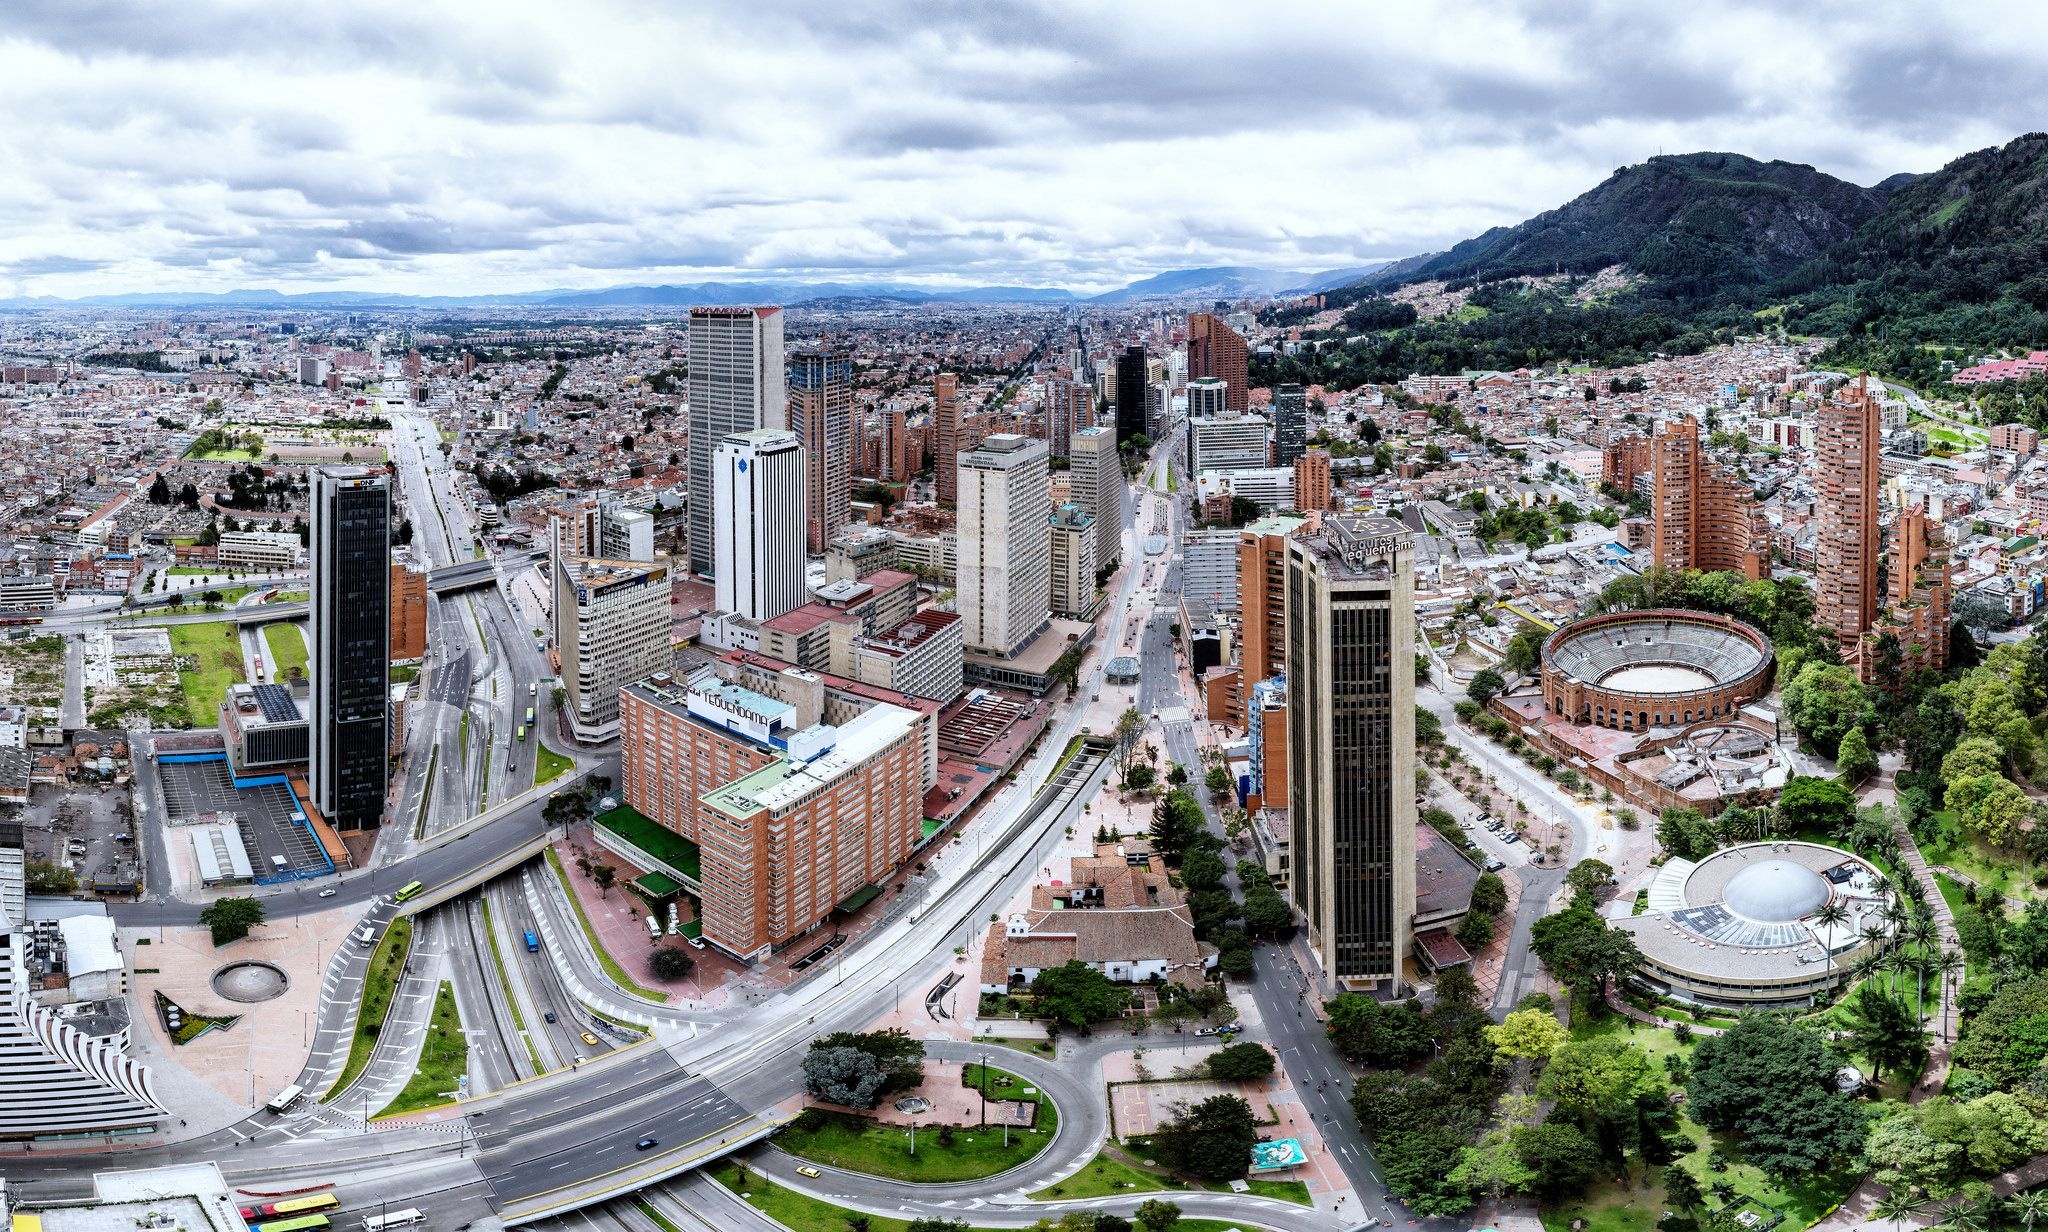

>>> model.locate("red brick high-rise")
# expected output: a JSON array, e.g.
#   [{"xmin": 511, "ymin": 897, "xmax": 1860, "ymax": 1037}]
[
  {"xmin": 1866, "ymin": 504, "xmax": 1951, "ymax": 683},
  {"xmin": 1816, "ymin": 376, "xmax": 1882, "ymax": 661},
  {"xmin": 933, "ymin": 373, "xmax": 961, "ymax": 506},
  {"xmin": 1187, "ymin": 313, "xmax": 1248, "ymax": 413},
  {"xmin": 1293, "ymin": 450, "xmax": 1332, "ymax": 513},
  {"xmin": 884, "ymin": 407, "xmax": 908, "ymax": 483},
  {"xmin": 1649, "ymin": 417, "xmax": 1767, "ymax": 580}
]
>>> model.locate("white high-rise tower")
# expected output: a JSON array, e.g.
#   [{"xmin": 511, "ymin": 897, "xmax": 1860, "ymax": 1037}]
[
  {"xmin": 689, "ymin": 306, "xmax": 786, "ymax": 575},
  {"xmin": 713, "ymin": 428, "xmax": 807, "ymax": 623},
  {"xmin": 957, "ymin": 434, "xmax": 1051, "ymax": 657}
]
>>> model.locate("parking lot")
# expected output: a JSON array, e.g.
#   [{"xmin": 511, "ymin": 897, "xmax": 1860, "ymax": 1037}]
[
  {"xmin": 18, "ymin": 780, "xmax": 138, "ymax": 893},
  {"xmin": 157, "ymin": 756, "xmax": 330, "ymax": 882}
]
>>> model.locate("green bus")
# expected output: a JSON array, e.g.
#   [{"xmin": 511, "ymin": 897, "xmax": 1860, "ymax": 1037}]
[
  {"xmin": 516, "ymin": 723, "xmax": 527, "ymax": 741},
  {"xmin": 525, "ymin": 706, "xmax": 535, "ymax": 725},
  {"xmin": 394, "ymin": 881, "xmax": 425, "ymax": 903},
  {"xmin": 255, "ymin": 1216, "xmax": 331, "ymax": 1232}
]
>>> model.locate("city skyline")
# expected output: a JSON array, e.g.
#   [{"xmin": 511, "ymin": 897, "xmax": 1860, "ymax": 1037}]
[{"xmin": 0, "ymin": 2, "xmax": 2038, "ymax": 299}]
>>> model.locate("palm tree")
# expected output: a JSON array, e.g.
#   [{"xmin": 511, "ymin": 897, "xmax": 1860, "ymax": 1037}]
[
  {"xmin": 1940, "ymin": 1196, "xmax": 1989, "ymax": 1232},
  {"xmin": 1875, "ymin": 1191, "xmax": 1930, "ymax": 1232},
  {"xmin": 2006, "ymin": 1190, "xmax": 2048, "ymax": 1232},
  {"xmin": 1940, "ymin": 950, "xmax": 1966, "ymax": 1040},
  {"xmin": 1813, "ymin": 901, "xmax": 1850, "ymax": 991},
  {"xmin": 1852, "ymin": 950, "xmax": 1886, "ymax": 986},
  {"xmin": 1908, "ymin": 916, "xmax": 1940, "ymax": 1009}
]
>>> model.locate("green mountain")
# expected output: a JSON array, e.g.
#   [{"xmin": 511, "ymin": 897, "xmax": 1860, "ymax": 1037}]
[{"xmin": 1375, "ymin": 151, "xmax": 1889, "ymax": 298}]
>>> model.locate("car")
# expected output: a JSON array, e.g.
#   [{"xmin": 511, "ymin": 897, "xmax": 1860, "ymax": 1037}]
[
  {"xmin": 1483, "ymin": 857, "xmax": 1507, "ymax": 872},
  {"xmin": 581, "ymin": 1031, "xmax": 601, "ymax": 1046},
  {"xmin": 635, "ymin": 1136, "xmax": 658, "ymax": 1151},
  {"xmin": 795, "ymin": 1166, "xmax": 822, "ymax": 1179},
  {"xmin": 1194, "ymin": 1023, "xmax": 1241, "ymax": 1037},
  {"xmin": 317, "ymin": 888, "xmax": 337, "ymax": 898},
  {"xmin": 543, "ymin": 1011, "xmax": 557, "ymax": 1024},
  {"xmin": 1502, "ymin": 831, "xmax": 1523, "ymax": 844}
]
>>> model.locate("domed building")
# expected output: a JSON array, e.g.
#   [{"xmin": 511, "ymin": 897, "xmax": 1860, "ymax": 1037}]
[{"xmin": 1615, "ymin": 841, "xmax": 1892, "ymax": 1008}]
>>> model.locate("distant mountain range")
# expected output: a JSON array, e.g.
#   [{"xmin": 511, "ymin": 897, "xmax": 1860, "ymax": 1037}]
[{"xmin": 0, "ymin": 263, "xmax": 1386, "ymax": 313}]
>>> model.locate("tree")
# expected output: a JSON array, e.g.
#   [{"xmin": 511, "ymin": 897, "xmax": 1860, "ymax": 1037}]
[
  {"xmin": 1149, "ymin": 790, "xmax": 1207, "ymax": 861},
  {"xmin": 1206, "ymin": 1042, "xmax": 1277, "ymax": 1081},
  {"xmin": 1030, "ymin": 961, "xmax": 1131, "ymax": 1033},
  {"xmin": 1538, "ymin": 1035, "xmax": 1662, "ymax": 1128},
  {"xmin": 1685, "ymin": 1014, "xmax": 1867, "ymax": 1177},
  {"xmin": 1486, "ymin": 1009, "xmax": 1568, "ymax": 1063},
  {"xmin": 1111, "ymin": 707, "xmax": 1146, "ymax": 777},
  {"xmin": 1239, "ymin": 888, "xmax": 1296, "ymax": 939},
  {"xmin": 1468, "ymin": 669, "xmax": 1506, "ymax": 705},
  {"xmin": 906, "ymin": 1220, "xmax": 971, "ymax": 1232},
  {"xmin": 1836, "ymin": 725, "xmax": 1878, "ymax": 783},
  {"xmin": 1778, "ymin": 776, "xmax": 1859, "ymax": 836},
  {"xmin": 1513, "ymin": 1120, "xmax": 1601, "ymax": 1197},
  {"xmin": 1564, "ymin": 858, "xmax": 1614, "ymax": 902},
  {"xmin": 1783, "ymin": 661, "xmax": 1871, "ymax": 754},
  {"xmin": 1950, "ymin": 773, "xmax": 2034, "ymax": 848},
  {"xmin": 1203, "ymin": 765, "xmax": 1231, "ymax": 793},
  {"xmin": 1502, "ymin": 627, "xmax": 1546, "ymax": 676},
  {"xmin": 801, "ymin": 1046, "xmax": 886, "ymax": 1108},
  {"xmin": 1180, "ymin": 849, "xmax": 1226, "ymax": 893},
  {"xmin": 1448, "ymin": 1131, "xmax": 1536, "ymax": 1201},
  {"xmin": 1470, "ymin": 871, "xmax": 1509, "ymax": 917},
  {"xmin": 1656, "ymin": 806, "xmax": 1720, "ymax": 861},
  {"xmin": 178, "ymin": 481, "xmax": 201, "ymax": 508},
  {"xmin": 1455, "ymin": 912, "xmax": 1495, "ymax": 951},
  {"xmin": 1123, "ymin": 764, "xmax": 1157, "ymax": 793},
  {"xmin": 592, "ymin": 864, "xmax": 618, "ymax": 897},
  {"xmin": 199, "ymin": 896, "xmax": 265, "ymax": 946},
  {"xmin": 649, "ymin": 946, "xmax": 695, "ymax": 981},
  {"xmin": 1327, "ymin": 995, "xmax": 1433, "ymax": 1066},
  {"xmin": 813, "ymin": 1029, "xmax": 925, "ymax": 1092},
  {"xmin": 1133, "ymin": 1199, "xmax": 1182, "ymax": 1232},
  {"xmin": 1165, "ymin": 764, "xmax": 1187, "ymax": 786},
  {"xmin": 1837, "ymin": 982, "xmax": 1927, "ymax": 1080},
  {"xmin": 148, "ymin": 473, "xmax": 171, "ymax": 504},
  {"xmin": 1529, "ymin": 904, "xmax": 1642, "ymax": 1004},
  {"xmin": 1150, "ymin": 1094, "xmax": 1257, "ymax": 1182},
  {"xmin": 1662, "ymin": 1163, "xmax": 1705, "ymax": 1213},
  {"xmin": 24, "ymin": 861, "xmax": 76, "ymax": 894}
]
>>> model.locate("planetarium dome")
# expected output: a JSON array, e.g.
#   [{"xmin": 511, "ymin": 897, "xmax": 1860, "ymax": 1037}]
[{"xmin": 1722, "ymin": 859, "xmax": 1831, "ymax": 923}]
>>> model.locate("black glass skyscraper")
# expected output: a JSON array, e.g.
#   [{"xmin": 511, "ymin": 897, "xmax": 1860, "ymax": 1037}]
[
  {"xmin": 1273, "ymin": 383, "xmax": 1308, "ymax": 467},
  {"xmin": 310, "ymin": 468, "xmax": 390, "ymax": 832},
  {"xmin": 1114, "ymin": 345, "xmax": 1148, "ymax": 445}
]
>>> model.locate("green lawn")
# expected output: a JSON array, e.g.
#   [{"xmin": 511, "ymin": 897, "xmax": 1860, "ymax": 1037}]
[
  {"xmin": 168, "ymin": 621, "xmax": 248, "ymax": 726},
  {"xmin": 389, "ymin": 664, "xmax": 420, "ymax": 684},
  {"xmin": 325, "ymin": 917, "xmax": 412, "ymax": 1101},
  {"xmin": 533, "ymin": 744, "xmax": 574, "ymax": 786},
  {"xmin": 541, "ymin": 846, "xmax": 669, "ymax": 1002},
  {"xmin": 776, "ymin": 1065, "xmax": 1057, "ymax": 1182},
  {"xmin": 712, "ymin": 1164, "xmax": 1266, "ymax": 1232},
  {"xmin": 1919, "ymin": 817, "xmax": 2037, "ymax": 905},
  {"xmin": 142, "ymin": 586, "xmax": 254, "ymax": 617},
  {"xmin": 168, "ymin": 565, "xmax": 235, "ymax": 576},
  {"xmin": 269, "ymin": 590, "xmax": 308, "ymax": 603},
  {"xmin": 1031, "ymin": 1149, "xmax": 1194, "ymax": 1199},
  {"xmin": 262, "ymin": 622, "xmax": 308, "ymax": 680},
  {"xmin": 376, "ymin": 981, "xmax": 467, "ymax": 1117}
]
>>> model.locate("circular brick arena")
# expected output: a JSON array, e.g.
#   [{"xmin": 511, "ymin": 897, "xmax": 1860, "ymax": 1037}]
[{"xmin": 1539, "ymin": 609, "xmax": 1773, "ymax": 732}]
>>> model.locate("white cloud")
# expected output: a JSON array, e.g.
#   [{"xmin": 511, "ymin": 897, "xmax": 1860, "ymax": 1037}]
[{"xmin": 0, "ymin": 0, "xmax": 2042, "ymax": 296}]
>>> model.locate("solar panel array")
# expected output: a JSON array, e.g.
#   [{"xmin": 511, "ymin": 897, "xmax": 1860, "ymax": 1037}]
[{"xmin": 252, "ymin": 683, "xmax": 302, "ymax": 723}]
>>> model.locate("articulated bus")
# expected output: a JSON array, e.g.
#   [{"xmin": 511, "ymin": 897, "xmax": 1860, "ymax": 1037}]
[
  {"xmin": 263, "ymin": 1194, "xmax": 340, "ymax": 1218},
  {"xmin": 254, "ymin": 1216, "xmax": 330, "ymax": 1232},
  {"xmin": 393, "ymin": 881, "xmax": 425, "ymax": 903},
  {"xmin": 360, "ymin": 1212, "xmax": 427, "ymax": 1231}
]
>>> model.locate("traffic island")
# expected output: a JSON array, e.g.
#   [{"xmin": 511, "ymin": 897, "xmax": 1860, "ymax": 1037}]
[{"xmin": 774, "ymin": 1061, "xmax": 1058, "ymax": 1183}]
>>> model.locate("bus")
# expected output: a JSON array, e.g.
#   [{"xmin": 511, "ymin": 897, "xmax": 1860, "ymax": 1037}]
[
  {"xmin": 265, "ymin": 1082, "xmax": 305, "ymax": 1114},
  {"xmin": 263, "ymin": 1194, "xmax": 340, "ymax": 1218},
  {"xmin": 524, "ymin": 706, "xmax": 535, "ymax": 725},
  {"xmin": 393, "ymin": 881, "xmax": 425, "ymax": 904},
  {"xmin": 361, "ymin": 1211, "xmax": 427, "ymax": 1231},
  {"xmin": 646, "ymin": 915, "xmax": 661, "ymax": 941},
  {"xmin": 524, "ymin": 930, "xmax": 539, "ymax": 953},
  {"xmin": 255, "ymin": 1216, "xmax": 330, "ymax": 1232},
  {"xmin": 516, "ymin": 723, "xmax": 527, "ymax": 741}
]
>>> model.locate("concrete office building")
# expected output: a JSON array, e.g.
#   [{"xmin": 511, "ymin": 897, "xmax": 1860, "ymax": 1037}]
[
  {"xmin": 1286, "ymin": 515, "xmax": 1416, "ymax": 993},
  {"xmin": 215, "ymin": 531, "xmax": 301, "ymax": 571},
  {"xmin": 1048, "ymin": 503, "xmax": 1098, "ymax": 620},
  {"xmin": 934, "ymin": 372, "xmax": 963, "ymax": 506},
  {"xmin": 1191, "ymin": 405, "xmax": 1270, "ymax": 474},
  {"xmin": 309, "ymin": 467, "xmax": 389, "ymax": 832},
  {"xmin": 957, "ymin": 434, "xmax": 1051, "ymax": 657},
  {"xmin": 1273, "ymin": 384, "xmax": 1309, "ymax": 467},
  {"xmin": 713, "ymin": 429, "xmax": 807, "ymax": 625},
  {"xmin": 1182, "ymin": 528, "xmax": 1241, "ymax": 611},
  {"xmin": 553, "ymin": 550, "xmax": 672, "ymax": 743},
  {"xmin": 1816, "ymin": 376, "xmax": 1883, "ymax": 661},
  {"xmin": 1114, "ymin": 346, "xmax": 1148, "ymax": 444},
  {"xmin": 1069, "ymin": 426, "xmax": 1124, "ymax": 574},
  {"xmin": 0, "ymin": 904, "xmax": 163, "ymax": 1137},
  {"xmin": 688, "ymin": 306, "xmax": 785, "ymax": 575},
  {"xmin": 1186, "ymin": 376, "xmax": 1229, "ymax": 419},
  {"xmin": 556, "ymin": 499, "xmax": 655, "ymax": 564},
  {"xmin": 1650, "ymin": 416, "xmax": 1767, "ymax": 580},
  {"xmin": 790, "ymin": 348, "xmax": 854, "ymax": 553},
  {"xmin": 1187, "ymin": 312, "xmax": 1249, "ymax": 413}
]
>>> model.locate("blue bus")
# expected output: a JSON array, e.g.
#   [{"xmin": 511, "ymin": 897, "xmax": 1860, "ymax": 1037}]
[{"xmin": 524, "ymin": 930, "xmax": 539, "ymax": 953}]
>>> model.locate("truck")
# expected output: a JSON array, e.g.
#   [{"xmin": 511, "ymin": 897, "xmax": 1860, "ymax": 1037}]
[
  {"xmin": 352, "ymin": 924, "xmax": 378, "ymax": 948},
  {"xmin": 524, "ymin": 929, "xmax": 539, "ymax": 953}
]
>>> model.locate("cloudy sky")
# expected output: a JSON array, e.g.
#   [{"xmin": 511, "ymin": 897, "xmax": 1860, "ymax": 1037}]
[{"xmin": 0, "ymin": 0, "xmax": 2041, "ymax": 298}]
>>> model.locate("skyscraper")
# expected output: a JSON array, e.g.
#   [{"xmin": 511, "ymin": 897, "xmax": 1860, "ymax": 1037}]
[
  {"xmin": 1868, "ymin": 504, "xmax": 1952, "ymax": 682},
  {"xmin": 552, "ymin": 549, "xmax": 672, "ymax": 743},
  {"xmin": 714, "ymin": 428, "xmax": 807, "ymax": 624},
  {"xmin": 1238, "ymin": 514, "xmax": 1309, "ymax": 721},
  {"xmin": 884, "ymin": 406, "xmax": 908, "ymax": 483},
  {"xmin": 310, "ymin": 467, "xmax": 390, "ymax": 832},
  {"xmin": 789, "ymin": 347, "xmax": 854, "ymax": 553},
  {"xmin": 1273, "ymin": 383, "xmax": 1308, "ymax": 467},
  {"xmin": 1286, "ymin": 515, "xmax": 1415, "ymax": 993},
  {"xmin": 1649, "ymin": 416, "xmax": 1768, "ymax": 579},
  {"xmin": 957, "ymin": 434, "xmax": 1051, "ymax": 657},
  {"xmin": 1070, "ymin": 425, "xmax": 1124, "ymax": 575},
  {"xmin": 1048, "ymin": 502, "xmax": 1097, "ymax": 619},
  {"xmin": 1046, "ymin": 377, "xmax": 1090, "ymax": 460},
  {"xmin": 688, "ymin": 306, "xmax": 785, "ymax": 575},
  {"xmin": 934, "ymin": 372, "xmax": 962, "ymax": 506},
  {"xmin": 1293, "ymin": 450, "xmax": 1332, "ymax": 513},
  {"xmin": 1187, "ymin": 312, "xmax": 1249, "ymax": 413},
  {"xmin": 1816, "ymin": 376, "xmax": 1882, "ymax": 659},
  {"xmin": 1114, "ymin": 346, "xmax": 1148, "ymax": 444}
]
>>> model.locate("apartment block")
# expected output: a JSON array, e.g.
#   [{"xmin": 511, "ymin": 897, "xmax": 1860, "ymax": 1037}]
[
  {"xmin": 1649, "ymin": 417, "xmax": 1767, "ymax": 580},
  {"xmin": 1048, "ymin": 503, "xmax": 1098, "ymax": 620},
  {"xmin": 957, "ymin": 434, "xmax": 1051, "ymax": 657},
  {"xmin": 554, "ymin": 555, "xmax": 672, "ymax": 742},
  {"xmin": 1069, "ymin": 426, "xmax": 1124, "ymax": 574}
]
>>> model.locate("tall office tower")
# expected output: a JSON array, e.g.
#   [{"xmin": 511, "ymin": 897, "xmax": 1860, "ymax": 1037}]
[
  {"xmin": 1273, "ymin": 384, "xmax": 1308, "ymax": 467},
  {"xmin": 884, "ymin": 407, "xmax": 908, "ymax": 482},
  {"xmin": 934, "ymin": 372, "xmax": 962, "ymax": 506},
  {"xmin": 1868, "ymin": 504, "xmax": 1952, "ymax": 682},
  {"xmin": 1187, "ymin": 312, "xmax": 1249, "ymax": 413},
  {"xmin": 688, "ymin": 306, "xmax": 786, "ymax": 574},
  {"xmin": 0, "ymin": 904, "xmax": 164, "ymax": 1136},
  {"xmin": 958, "ymin": 434, "xmax": 1052, "ymax": 657},
  {"xmin": 1816, "ymin": 376, "xmax": 1882, "ymax": 658},
  {"xmin": 1046, "ymin": 377, "xmax": 1090, "ymax": 460},
  {"xmin": 1285, "ymin": 515, "xmax": 1416, "ymax": 993},
  {"xmin": 1114, "ymin": 346, "xmax": 1149, "ymax": 444},
  {"xmin": 1237, "ymin": 514, "xmax": 1310, "ymax": 721},
  {"xmin": 1047, "ymin": 503, "xmax": 1098, "ymax": 619},
  {"xmin": 1186, "ymin": 377, "xmax": 1229, "ymax": 418},
  {"xmin": 309, "ymin": 467, "xmax": 389, "ymax": 832},
  {"xmin": 0, "ymin": 819, "xmax": 21, "ymax": 928},
  {"xmin": 1293, "ymin": 450, "xmax": 1332, "ymax": 512},
  {"xmin": 789, "ymin": 348, "xmax": 854, "ymax": 553},
  {"xmin": 714, "ymin": 429, "xmax": 807, "ymax": 624},
  {"xmin": 1649, "ymin": 417, "xmax": 1768, "ymax": 579},
  {"xmin": 552, "ymin": 548, "xmax": 672, "ymax": 743},
  {"xmin": 1190, "ymin": 404, "xmax": 1270, "ymax": 474},
  {"xmin": 1070, "ymin": 426, "xmax": 1124, "ymax": 574}
]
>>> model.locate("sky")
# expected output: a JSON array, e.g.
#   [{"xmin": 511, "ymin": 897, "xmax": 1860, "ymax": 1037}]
[{"xmin": 1, "ymin": 0, "xmax": 2044, "ymax": 299}]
